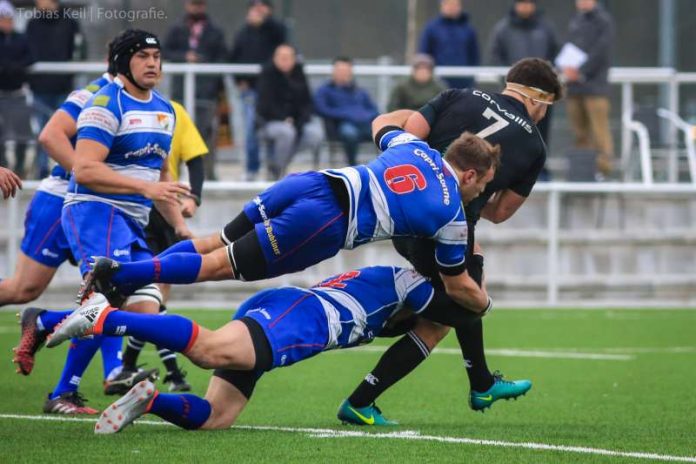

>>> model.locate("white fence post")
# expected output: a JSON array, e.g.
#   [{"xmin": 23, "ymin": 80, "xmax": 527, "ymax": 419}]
[{"xmin": 546, "ymin": 187, "xmax": 561, "ymax": 305}]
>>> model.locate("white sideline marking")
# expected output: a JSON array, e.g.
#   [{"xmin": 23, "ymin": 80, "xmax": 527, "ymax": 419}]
[{"xmin": 0, "ymin": 414, "xmax": 694, "ymax": 463}]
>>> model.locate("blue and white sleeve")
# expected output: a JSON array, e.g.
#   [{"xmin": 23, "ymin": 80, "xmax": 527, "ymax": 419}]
[
  {"xmin": 374, "ymin": 126, "xmax": 423, "ymax": 152},
  {"xmin": 59, "ymin": 88, "xmax": 94, "ymax": 122},
  {"xmin": 433, "ymin": 208, "xmax": 468, "ymax": 276},
  {"xmin": 76, "ymin": 94, "xmax": 120, "ymax": 149}
]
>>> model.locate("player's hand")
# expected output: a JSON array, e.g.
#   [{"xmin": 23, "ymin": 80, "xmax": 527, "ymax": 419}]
[
  {"xmin": 0, "ymin": 167, "xmax": 22, "ymax": 199},
  {"xmin": 180, "ymin": 197, "xmax": 198, "ymax": 218},
  {"xmin": 144, "ymin": 182, "xmax": 190, "ymax": 205},
  {"xmin": 175, "ymin": 224, "xmax": 194, "ymax": 240}
]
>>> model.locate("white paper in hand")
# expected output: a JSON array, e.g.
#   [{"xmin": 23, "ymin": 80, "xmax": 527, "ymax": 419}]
[{"xmin": 555, "ymin": 43, "xmax": 588, "ymax": 69}]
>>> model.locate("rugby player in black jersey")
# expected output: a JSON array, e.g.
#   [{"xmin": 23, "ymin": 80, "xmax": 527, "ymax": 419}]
[{"xmin": 337, "ymin": 58, "xmax": 563, "ymax": 426}]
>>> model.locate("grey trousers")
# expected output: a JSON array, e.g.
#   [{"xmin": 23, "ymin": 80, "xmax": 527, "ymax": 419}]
[{"xmin": 259, "ymin": 120, "xmax": 324, "ymax": 179}]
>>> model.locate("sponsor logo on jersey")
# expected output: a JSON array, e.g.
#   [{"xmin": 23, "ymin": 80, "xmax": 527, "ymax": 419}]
[
  {"xmin": 85, "ymin": 84, "xmax": 101, "ymax": 93},
  {"xmin": 413, "ymin": 148, "xmax": 451, "ymax": 205},
  {"xmin": 128, "ymin": 118, "xmax": 142, "ymax": 125},
  {"xmin": 472, "ymin": 90, "xmax": 533, "ymax": 134},
  {"xmin": 41, "ymin": 248, "xmax": 59, "ymax": 259},
  {"xmin": 123, "ymin": 142, "xmax": 169, "ymax": 160}
]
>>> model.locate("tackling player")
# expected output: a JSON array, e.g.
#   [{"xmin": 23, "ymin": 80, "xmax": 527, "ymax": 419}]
[
  {"xmin": 46, "ymin": 266, "xmax": 436, "ymax": 432},
  {"xmin": 338, "ymin": 58, "xmax": 564, "ymax": 424},
  {"xmin": 82, "ymin": 111, "xmax": 500, "ymax": 317}
]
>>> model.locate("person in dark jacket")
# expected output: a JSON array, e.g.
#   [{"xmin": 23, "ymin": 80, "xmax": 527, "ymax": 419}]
[
  {"xmin": 256, "ymin": 44, "xmax": 322, "ymax": 180},
  {"xmin": 314, "ymin": 57, "xmax": 378, "ymax": 165},
  {"xmin": 0, "ymin": 1, "xmax": 35, "ymax": 175},
  {"xmin": 562, "ymin": 0, "xmax": 615, "ymax": 178},
  {"xmin": 419, "ymin": 0, "xmax": 480, "ymax": 89},
  {"xmin": 489, "ymin": 0, "xmax": 559, "ymax": 177},
  {"xmin": 388, "ymin": 54, "xmax": 446, "ymax": 112},
  {"xmin": 26, "ymin": 0, "xmax": 82, "ymax": 179},
  {"xmin": 164, "ymin": 0, "xmax": 227, "ymax": 180},
  {"xmin": 229, "ymin": 0, "xmax": 287, "ymax": 181}
]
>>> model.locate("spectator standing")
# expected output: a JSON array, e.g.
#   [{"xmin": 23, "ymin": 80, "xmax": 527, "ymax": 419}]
[
  {"xmin": 489, "ymin": 0, "xmax": 559, "ymax": 178},
  {"xmin": 256, "ymin": 44, "xmax": 322, "ymax": 180},
  {"xmin": 164, "ymin": 0, "xmax": 227, "ymax": 180},
  {"xmin": 229, "ymin": 0, "xmax": 287, "ymax": 181},
  {"xmin": 419, "ymin": 0, "xmax": 480, "ymax": 89},
  {"xmin": 0, "ymin": 0, "xmax": 35, "ymax": 177},
  {"xmin": 562, "ymin": 0, "xmax": 615, "ymax": 178},
  {"xmin": 314, "ymin": 57, "xmax": 379, "ymax": 166},
  {"xmin": 387, "ymin": 54, "xmax": 446, "ymax": 112},
  {"xmin": 26, "ymin": 0, "xmax": 83, "ymax": 179}
]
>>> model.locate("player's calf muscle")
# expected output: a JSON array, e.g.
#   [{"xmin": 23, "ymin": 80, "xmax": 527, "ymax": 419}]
[{"xmin": 197, "ymin": 248, "xmax": 235, "ymax": 281}]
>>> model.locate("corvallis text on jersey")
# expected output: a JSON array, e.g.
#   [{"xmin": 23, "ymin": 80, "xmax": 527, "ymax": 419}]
[{"xmin": 472, "ymin": 90, "xmax": 534, "ymax": 134}]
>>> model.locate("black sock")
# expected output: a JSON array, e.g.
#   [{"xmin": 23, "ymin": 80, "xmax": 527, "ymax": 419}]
[
  {"xmin": 348, "ymin": 331, "xmax": 430, "ymax": 408},
  {"xmin": 122, "ymin": 336, "xmax": 144, "ymax": 371},
  {"xmin": 156, "ymin": 305, "xmax": 183, "ymax": 377},
  {"xmin": 456, "ymin": 319, "xmax": 494, "ymax": 392}
]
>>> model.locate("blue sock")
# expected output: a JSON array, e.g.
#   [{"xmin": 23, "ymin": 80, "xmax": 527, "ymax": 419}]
[
  {"xmin": 149, "ymin": 393, "xmax": 212, "ymax": 429},
  {"xmin": 100, "ymin": 336, "xmax": 123, "ymax": 380},
  {"xmin": 113, "ymin": 253, "xmax": 202, "ymax": 289},
  {"xmin": 102, "ymin": 311, "xmax": 198, "ymax": 353},
  {"xmin": 156, "ymin": 239, "xmax": 197, "ymax": 259},
  {"xmin": 37, "ymin": 310, "xmax": 73, "ymax": 333},
  {"xmin": 50, "ymin": 336, "xmax": 103, "ymax": 398}
]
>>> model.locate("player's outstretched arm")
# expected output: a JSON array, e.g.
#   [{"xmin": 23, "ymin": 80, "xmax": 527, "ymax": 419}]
[
  {"xmin": 73, "ymin": 139, "xmax": 190, "ymax": 200},
  {"xmin": 38, "ymin": 111, "xmax": 77, "ymax": 172},
  {"xmin": 440, "ymin": 270, "xmax": 491, "ymax": 314}
]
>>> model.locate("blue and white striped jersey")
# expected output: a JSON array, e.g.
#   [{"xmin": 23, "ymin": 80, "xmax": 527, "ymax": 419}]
[
  {"xmin": 38, "ymin": 73, "xmax": 113, "ymax": 198},
  {"xmin": 323, "ymin": 129, "xmax": 468, "ymax": 274},
  {"xmin": 310, "ymin": 266, "xmax": 434, "ymax": 348},
  {"xmin": 65, "ymin": 77, "xmax": 175, "ymax": 227}
]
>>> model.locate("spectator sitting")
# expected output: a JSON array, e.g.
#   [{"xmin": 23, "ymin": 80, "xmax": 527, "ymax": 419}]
[
  {"xmin": 164, "ymin": 0, "xmax": 227, "ymax": 180},
  {"xmin": 256, "ymin": 44, "xmax": 322, "ymax": 180},
  {"xmin": 419, "ymin": 0, "xmax": 480, "ymax": 89},
  {"xmin": 229, "ymin": 0, "xmax": 287, "ymax": 181},
  {"xmin": 314, "ymin": 57, "xmax": 379, "ymax": 166},
  {"xmin": 0, "ymin": 0, "xmax": 35, "ymax": 177},
  {"xmin": 387, "ymin": 54, "xmax": 446, "ymax": 112},
  {"xmin": 26, "ymin": 0, "xmax": 83, "ymax": 179}
]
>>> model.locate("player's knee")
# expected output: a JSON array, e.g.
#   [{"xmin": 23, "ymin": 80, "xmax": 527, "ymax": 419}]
[
  {"xmin": 123, "ymin": 284, "xmax": 162, "ymax": 311},
  {"xmin": 13, "ymin": 281, "xmax": 44, "ymax": 304},
  {"xmin": 413, "ymin": 321, "xmax": 450, "ymax": 350}
]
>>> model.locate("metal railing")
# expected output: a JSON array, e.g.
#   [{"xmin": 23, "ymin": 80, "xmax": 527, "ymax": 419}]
[
  {"xmin": 26, "ymin": 62, "xmax": 696, "ymax": 183},
  {"xmin": 2, "ymin": 181, "xmax": 696, "ymax": 307}
]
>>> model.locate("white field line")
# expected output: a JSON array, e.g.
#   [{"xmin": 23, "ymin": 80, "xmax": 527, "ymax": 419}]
[
  {"xmin": 333, "ymin": 345, "xmax": 635, "ymax": 361},
  {"xmin": 0, "ymin": 414, "xmax": 694, "ymax": 463}
]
